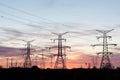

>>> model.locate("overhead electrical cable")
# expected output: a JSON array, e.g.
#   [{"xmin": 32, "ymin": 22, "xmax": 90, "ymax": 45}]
[{"xmin": 0, "ymin": 2, "xmax": 74, "ymax": 28}]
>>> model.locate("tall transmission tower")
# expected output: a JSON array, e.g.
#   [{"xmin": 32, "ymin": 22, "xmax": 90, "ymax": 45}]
[
  {"xmin": 52, "ymin": 32, "xmax": 69, "ymax": 69},
  {"xmin": 91, "ymin": 29, "xmax": 117, "ymax": 69},
  {"xmin": 22, "ymin": 40, "xmax": 34, "ymax": 68}
]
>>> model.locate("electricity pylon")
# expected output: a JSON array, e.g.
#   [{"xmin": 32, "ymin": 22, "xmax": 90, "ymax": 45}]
[
  {"xmin": 38, "ymin": 48, "xmax": 56, "ymax": 69},
  {"xmin": 91, "ymin": 29, "xmax": 117, "ymax": 69},
  {"xmin": 22, "ymin": 40, "xmax": 34, "ymax": 68},
  {"xmin": 39, "ymin": 49, "xmax": 46, "ymax": 69},
  {"xmin": 45, "ymin": 47, "xmax": 55, "ymax": 68},
  {"xmin": 6, "ymin": 58, "xmax": 9, "ymax": 68},
  {"xmin": 90, "ymin": 56, "xmax": 97, "ymax": 68},
  {"xmin": 51, "ymin": 32, "xmax": 69, "ymax": 69},
  {"xmin": 32, "ymin": 56, "xmax": 39, "ymax": 66},
  {"xmin": 10, "ymin": 58, "xmax": 14, "ymax": 68}
]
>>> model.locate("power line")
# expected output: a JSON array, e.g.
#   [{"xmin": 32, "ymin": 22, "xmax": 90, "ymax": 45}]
[
  {"xmin": 0, "ymin": 15, "xmax": 51, "ymax": 31},
  {"xmin": 0, "ymin": 10, "xmax": 43, "ymax": 25},
  {"xmin": 0, "ymin": 11, "xmax": 58, "ymax": 32},
  {"xmin": 0, "ymin": 2, "xmax": 50, "ymax": 22},
  {"xmin": 0, "ymin": 2, "xmax": 74, "ymax": 28}
]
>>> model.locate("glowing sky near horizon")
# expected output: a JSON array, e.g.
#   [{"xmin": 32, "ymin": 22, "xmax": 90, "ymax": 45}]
[{"xmin": 0, "ymin": 0, "xmax": 120, "ymax": 68}]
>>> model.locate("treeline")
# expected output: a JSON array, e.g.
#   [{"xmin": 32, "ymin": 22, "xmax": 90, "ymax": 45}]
[{"xmin": 0, "ymin": 66, "xmax": 120, "ymax": 80}]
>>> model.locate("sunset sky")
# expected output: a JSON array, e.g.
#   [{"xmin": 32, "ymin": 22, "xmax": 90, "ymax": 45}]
[{"xmin": 0, "ymin": 0, "xmax": 120, "ymax": 69}]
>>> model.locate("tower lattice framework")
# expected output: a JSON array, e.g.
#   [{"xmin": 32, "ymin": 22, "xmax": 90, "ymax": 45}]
[
  {"xmin": 52, "ymin": 32, "xmax": 68, "ymax": 69},
  {"xmin": 23, "ymin": 40, "xmax": 34, "ymax": 68},
  {"xmin": 91, "ymin": 29, "xmax": 117, "ymax": 69}
]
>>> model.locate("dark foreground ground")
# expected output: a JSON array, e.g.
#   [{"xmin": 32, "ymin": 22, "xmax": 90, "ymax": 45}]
[{"xmin": 0, "ymin": 67, "xmax": 120, "ymax": 80}]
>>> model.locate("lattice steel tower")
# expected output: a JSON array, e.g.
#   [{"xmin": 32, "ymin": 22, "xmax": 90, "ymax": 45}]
[
  {"xmin": 39, "ymin": 49, "xmax": 46, "ymax": 69},
  {"xmin": 91, "ymin": 29, "xmax": 117, "ymax": 69},
  {"xmin": 23, "ymin": 40, "xmax": 34, "ymax": 68},
  {"xmin": 52, "ymin": 32, "xmax": 68, "ymax": 69}
]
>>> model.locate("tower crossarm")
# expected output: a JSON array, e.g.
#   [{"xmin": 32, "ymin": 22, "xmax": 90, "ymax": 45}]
[
  {"xmin": 107, "ymin": 36, "xmax": 112, "ymax": 39},
  {"xmin": 38, "ymin": 54, "xmax": 52, "ymax": 58},
  {"xmin": 96, "ymin": 36, "xmax": 103, "ymax": 39},
  {"xmin": 50, "ymin": 46, "xmax": 71, "ymax": 49},
  {"xmin": 22, "ymin": 39, "xmax": 35, "ymax": 43},
  {"xmin": 107, "ymin": 52, "xmax": 113, "ymax": 55},
  {"xmin": 97, "ymin": 52, "xmax": 113, "ymax": 55},
  {"xmin": 61, "ymin": 32, "xmax": 69, "ymax": 35},
  {"xmin": 52, "ymin": 32, "xmax": 68, "ymax": 36},
  {"xmin": 96, "ymin": 29, "xmax": 114, "ymax": 34},
  {"xmin": 91, "ymin": 44, "xmax": 117, "ymax": 47},
  {"xmin": 51, "ymin": 39, "xmax": 58, "ymax": 42},
  {"xmin": 52, "ymin": 32, "xmax": 59, "ymax": 36},
  {"xmin": 91, "ymin": 44, "xmax": 103, "ymax": 47},
  {"xmin": 107, "ymin": 44, "xmax": 117, "ymax": 46},
  {"xmin": 61, "ymin": 38, "xmax": 66, "ymax": 41},
  {"xmin": 51, "ymin": 54, "xmax": 66, "ymax": 56},
  {"xmin": 52, "ymin": 32, "xmax": 68, "ymax": 35},
  {"xmin": 63, "ymin": 46, "xmax": 71, "ymax": 49},
  {"xmin": 52, "ymin": 38, "xmax": 66, "ymax": 40},
  {"xmin": 96, "ymin": 52, "xmax": 103, "ymax": 55},
  {"xmin": 48, "ymin": 54, "xmax": 58, "ymax": 57},
  {"xmin": 96, "ymin": 36, "xmax": 112, "ymax": 39},
  {"xmin": 51, "ymin": 38, "xmax": 66, "ymax": 42}
]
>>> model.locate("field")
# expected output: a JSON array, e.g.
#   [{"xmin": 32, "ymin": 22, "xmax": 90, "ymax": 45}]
[{"xmin": 0, "ymin": 66, "xmax": 120, "ymax": 80}]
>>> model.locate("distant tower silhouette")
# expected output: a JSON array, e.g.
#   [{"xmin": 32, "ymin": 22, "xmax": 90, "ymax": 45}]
[
  {"xmin": 15, "ymin": 59, "xmax": 18, "ymax": 67},
  {"xmin": 45, "ymin": 47, "xmax": 54, "ymax": 68},
  {"xmin": 91, "ymin": 29, "xmax": 117, "ymax": 69},
  {"xmin": 6, "ymin": 58, "xmax": 9, "ymax": 68},
  {"xmin": 32, "ymin": 56, "xmax": 39, "ymax": 66},
  {"xmin": 52, "ymin": 32, "xmax": 68, "ymax": 69},
  {"xmin": 40, "ymin": 49, "xmax": 45, "ymax": 69},
  {"xmin": 10, "ymin": 58, "xmax": 14, "ymax": 68},
  {"xmin": 23, "ymin": 40, "xmax": 34, "ymax": 68},
  {"xmin": 90, "ymin": 56, "xmax": 97, "ymax": 68}
]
